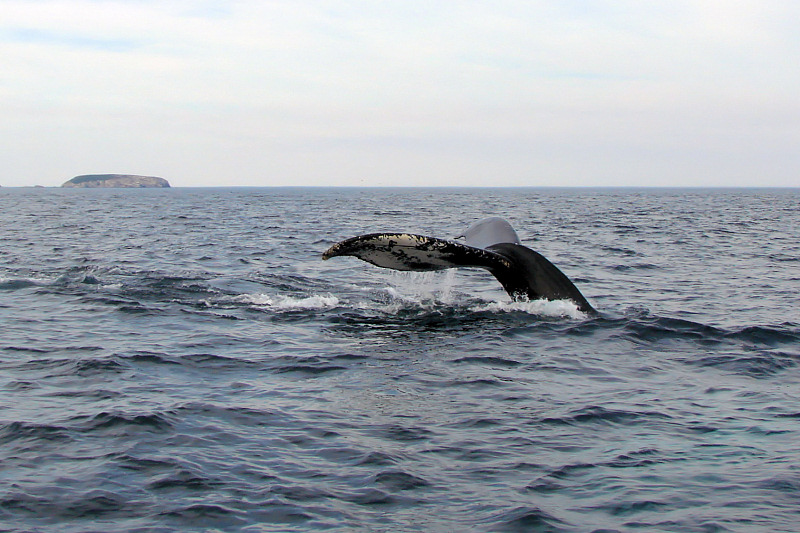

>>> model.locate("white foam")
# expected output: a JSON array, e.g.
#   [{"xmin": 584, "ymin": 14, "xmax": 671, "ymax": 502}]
[
  {"xmin": 470, "ymin": 298, "xmax": 588, "ymax": 319},
  {"xmin": 382, "ymin": 286, "xmax": 404, "ymax": 300},
  {"xmin": 226, "ymin": 283, "xmax": 584, "ymax": 319},
  {"xmin": 233, "ymin": 293, "xmax": 340, "ymax": 310}
]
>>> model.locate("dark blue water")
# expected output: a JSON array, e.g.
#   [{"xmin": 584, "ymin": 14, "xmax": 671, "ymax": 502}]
[{"xmin": 1, "ymin": 187, "xmax": 799, "ymax": 532}]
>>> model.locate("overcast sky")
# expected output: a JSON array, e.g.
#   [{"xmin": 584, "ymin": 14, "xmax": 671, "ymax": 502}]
[{"xmin": 2, "ymin": 1, "xmax": 799, "ymax": 187}]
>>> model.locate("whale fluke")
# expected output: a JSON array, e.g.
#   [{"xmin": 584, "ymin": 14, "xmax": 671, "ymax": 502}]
[{"xmin": 323, "ymin": 218, "xmax": 594, "ymax": 314}]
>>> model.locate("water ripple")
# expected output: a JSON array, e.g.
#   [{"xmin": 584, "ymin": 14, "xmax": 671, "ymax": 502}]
[{"xmin": 2, "ymin": 187, "xmax": 800, "ymax": 532}]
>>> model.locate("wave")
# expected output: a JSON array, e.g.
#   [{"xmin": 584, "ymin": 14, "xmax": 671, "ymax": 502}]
[
  {"xmin": 621, "ymin": 316, "xmax": 800, "ymax": 346},
  {"xmin": 687, "ymin": 350, "xmax": 799, "ymax": 377},
  {"xmin": 0, "ymin": 277, "xmax": 43, "ymax": 291},
  {"xmin": 539, "ymin": 405, "xmax": 672, "ymax": 427},
  {"xmin": 0, "ymin": 421, "xmax": 73, "ymax": 446},
  {"xmin": 72, "ymin": 411, "xmax": 176, "ymax": 434},
  {"xmin": 481, "ymin": 505, "xmax": 568, "ymax": 531},
  {"xmin": 6, "ymin": 261, "xmax": 588, "ymax": 321},
  {"xmin": 8, "ymin": 264, "xmax": 798, "ymax": 360}
]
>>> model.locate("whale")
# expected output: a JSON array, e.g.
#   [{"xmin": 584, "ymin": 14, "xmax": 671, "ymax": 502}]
[{"xmin": 322, "ymin": 217, "xmax": 595, "ymax": 313}]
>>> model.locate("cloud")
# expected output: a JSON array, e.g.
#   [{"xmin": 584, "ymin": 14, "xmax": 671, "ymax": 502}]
[
  {"xmin": 3, "ymin": 27, "xmax": 141, "ymax": 52},
  {"xmin": 1, "ymin": 0, "xmax": 799, "ymax": 186}
]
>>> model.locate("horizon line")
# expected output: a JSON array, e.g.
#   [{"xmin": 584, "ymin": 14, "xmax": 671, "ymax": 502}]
[{"xmin": 3, "ymin": 184, "xmax": 800, "ymax": 190}]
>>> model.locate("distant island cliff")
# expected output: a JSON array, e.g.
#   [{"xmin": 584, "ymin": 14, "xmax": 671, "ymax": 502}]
[{"xmin": 62, "ymin": 174, "xmax": 171, "ymax": 188}]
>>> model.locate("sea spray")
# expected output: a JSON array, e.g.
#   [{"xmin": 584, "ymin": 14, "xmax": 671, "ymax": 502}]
[{"xmin": 385, "ymin": 270, "xmax": 458, "ymax": 306}]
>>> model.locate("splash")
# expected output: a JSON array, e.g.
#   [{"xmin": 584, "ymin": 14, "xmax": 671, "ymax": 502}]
[
  {"xmin": 384, "ymin": 270, "xmax": 458, "ymax": 305},
  {"xmin": 471, "ymin": 298, "xmax": 587, "ymax": 319},
  {"xmin": 233, "ymin": 293, "xmax": 340, "ymax": 310}
]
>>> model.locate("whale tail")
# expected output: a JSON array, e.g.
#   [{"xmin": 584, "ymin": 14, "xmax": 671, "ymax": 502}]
[{"xmin": 322, "ymin": 218, "xmax": 594, "ymax": 314}]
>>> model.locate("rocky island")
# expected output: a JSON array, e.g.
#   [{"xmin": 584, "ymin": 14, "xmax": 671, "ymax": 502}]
[{"xmin": 62, "ymin": 174, "xmax": 171, "ymax": 188}]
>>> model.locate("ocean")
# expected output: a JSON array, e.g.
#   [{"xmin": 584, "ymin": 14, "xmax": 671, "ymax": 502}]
[{"xmin": 1, "ymin": 187, "xmax": 798, "ymax": 532}]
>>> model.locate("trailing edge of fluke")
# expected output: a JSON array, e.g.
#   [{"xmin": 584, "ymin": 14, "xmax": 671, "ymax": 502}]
[{"xmin": 322, "ymin": 217, "xmax": 595, "ymax": 314}]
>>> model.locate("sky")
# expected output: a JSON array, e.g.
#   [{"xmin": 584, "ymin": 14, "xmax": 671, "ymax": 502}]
[{"xmin": 2, "ymin": 0, "xmax": 799, "ymax": 188}]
